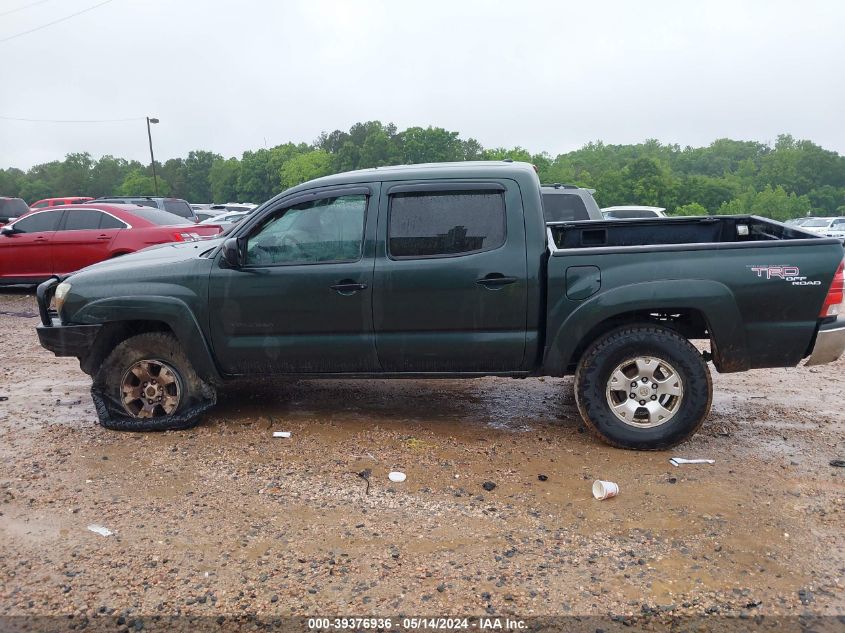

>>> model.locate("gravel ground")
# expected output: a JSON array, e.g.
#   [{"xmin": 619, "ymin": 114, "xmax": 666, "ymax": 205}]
[{"xmin": 1, "ymin": 288, "xmax": 843, "ymax": 630}]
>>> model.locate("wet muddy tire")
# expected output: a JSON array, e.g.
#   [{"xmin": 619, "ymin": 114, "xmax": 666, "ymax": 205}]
[
  {"xmin": 94, "ymin": 332, "xmax": 208, "ymax": 432},
  {"xmin": 574, "ymin": 325, "xmax": 712, "ymax": 450}
]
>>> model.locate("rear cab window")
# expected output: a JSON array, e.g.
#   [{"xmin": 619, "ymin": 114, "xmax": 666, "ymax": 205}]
[{"xmin": 388, "ymin": 188, "xmax": 506, "ymax": 258}]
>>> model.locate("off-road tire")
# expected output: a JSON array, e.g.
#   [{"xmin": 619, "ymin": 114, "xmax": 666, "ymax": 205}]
[
  {"xmin": 94, "ymin": 332, "xmax": 208, "ymax": 431},
  {"xmin": 574, "ymin": 324, "xmax": 712, "ymax": 450}
]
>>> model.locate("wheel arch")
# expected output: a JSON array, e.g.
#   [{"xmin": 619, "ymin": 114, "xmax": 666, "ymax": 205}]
[
  {"xmin": 73, "ymin": 296, "xmax": 222, "ymax": 384},
  {"xmin": 543, "ymin": 279, "xmax": 749, "ymax": 375}
]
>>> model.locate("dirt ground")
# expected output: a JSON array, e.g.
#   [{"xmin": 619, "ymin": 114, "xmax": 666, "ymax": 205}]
[{"xmin": 1, "ymin": 288, "xmax": 843, "ymax": 630}]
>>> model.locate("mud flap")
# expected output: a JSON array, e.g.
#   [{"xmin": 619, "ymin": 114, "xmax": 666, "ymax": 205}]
[{"xmin": 90, "ymin": 382, "xmax": 217, "ymax": 432}]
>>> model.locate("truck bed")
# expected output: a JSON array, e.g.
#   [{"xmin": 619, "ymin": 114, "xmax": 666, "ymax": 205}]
[
  {"xmin": 543, "ymin": 215, "xmax": 844, "ymax": 375},
  {"xmin": 547, "ymin": 215, "xmax": 819, "ymax": 252}
]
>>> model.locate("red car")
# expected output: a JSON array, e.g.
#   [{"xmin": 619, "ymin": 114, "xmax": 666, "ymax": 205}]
[
  {"xmin": 29, "ymin": 196, "xmax": 94, "ymax": 209},
  {"xmin": 0, "ymin": 204, "xmax": 222, "ymax": 285}
]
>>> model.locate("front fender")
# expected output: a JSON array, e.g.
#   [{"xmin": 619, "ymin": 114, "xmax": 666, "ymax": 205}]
[
  {"xmin": 543, "ymin": 279, "xmax": 749, "ymax": 374},
  {"xmin": 73, "ymin": 295, "xmax": 222, "ymax": 383}
]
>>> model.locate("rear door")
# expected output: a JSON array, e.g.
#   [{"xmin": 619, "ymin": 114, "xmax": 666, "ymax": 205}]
[
  {"xmin": 51, "ymin": 209, "xmax": 126, "ymax": 274},
  {"xmin": 373, "ymin": 180, "xmax": 528, "ymax": 372},
  {"xmin": 0, "ymin": 210, "xmax": 64, "ymax": 280}
]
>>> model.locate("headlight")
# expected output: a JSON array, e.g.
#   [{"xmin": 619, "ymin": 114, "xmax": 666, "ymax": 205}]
[{"xmin": 54, "ymin": 281, "xmax": 71, "ymax": 313}]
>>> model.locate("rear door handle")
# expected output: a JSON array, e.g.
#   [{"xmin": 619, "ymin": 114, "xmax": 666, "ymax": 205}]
[
  {"xmin": 330, "ymin": 281, "xmax": 368, "ymax": 295},
  {"xmin": 476, "ymin": 274, "xmax": 518, "ymax": 289},
  {"xmin": 96, "ymin": 234, "xmax": 111, "ymax": 241}
]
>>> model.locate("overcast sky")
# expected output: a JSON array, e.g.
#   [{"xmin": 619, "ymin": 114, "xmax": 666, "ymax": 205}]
[{"xmin": 1, "ymin": 0, "xmax": 843, "ymax": 169}]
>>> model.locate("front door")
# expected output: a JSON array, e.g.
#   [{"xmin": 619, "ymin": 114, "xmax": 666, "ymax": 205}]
[
  {"xmin": 0, "ymin": 210, "xmax": 63, "ymax": 281},
  {"xmin": 373, "ymin": 180, "xmax": 528, "ymax": 372},
  {"xmin": 208, "ymin": 185, "xmax": 379, "ymax": 375}
]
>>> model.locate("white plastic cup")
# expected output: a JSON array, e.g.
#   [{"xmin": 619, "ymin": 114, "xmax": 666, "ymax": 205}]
[{"xmin": 592, "ymin": 480, "xmax": 619, "ymax": 500}]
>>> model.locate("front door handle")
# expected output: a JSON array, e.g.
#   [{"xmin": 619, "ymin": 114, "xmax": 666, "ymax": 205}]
[
  {"xmin": 331, "ymin": 281, "xmax": 368, "ymax": 295},
  {"xmin": 476, "ymin": 274, "xmax": 518, "ymax": 289}
]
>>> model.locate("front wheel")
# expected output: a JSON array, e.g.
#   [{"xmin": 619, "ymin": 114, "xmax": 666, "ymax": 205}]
[
  {"xmin": 93, "ymin": 332, "xmax": 213, "ymax": 431},
  {"xmin": 574, "ymin": 325, "xmax": 712, "ymax": 450}
]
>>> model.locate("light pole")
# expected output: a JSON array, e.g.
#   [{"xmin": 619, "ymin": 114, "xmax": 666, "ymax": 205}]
[{"xmin": 146, "ymin": 116, "xmax": 160, "ymax": 195}]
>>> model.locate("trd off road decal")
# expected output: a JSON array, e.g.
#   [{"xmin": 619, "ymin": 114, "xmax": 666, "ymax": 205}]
[{"xmin": 749, "ymin": 265, "xmax": 821, "ymax": 286}]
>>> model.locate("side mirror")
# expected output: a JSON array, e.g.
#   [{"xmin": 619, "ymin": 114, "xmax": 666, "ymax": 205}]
[
  {"xmin": 221, "ymin": 237, "xmax": 242, "ymax": 268},
  {"xmin": 1, "ymin": 225, "xmax": 19, "ymax": 236}
]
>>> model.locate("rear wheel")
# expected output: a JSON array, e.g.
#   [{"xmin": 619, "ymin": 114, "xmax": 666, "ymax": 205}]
[
  {"xmin": 574, "ymin": 325, "xmax": 712, "ymax": 450},
  {"xmin": 94, "ymin": 332, "xmax": 209, "ymax": 431}
]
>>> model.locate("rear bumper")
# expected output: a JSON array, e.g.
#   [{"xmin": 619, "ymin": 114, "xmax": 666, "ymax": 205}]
[{"xmin": 805, "ymin": 320, "xmax": 845, "ymax": 366}]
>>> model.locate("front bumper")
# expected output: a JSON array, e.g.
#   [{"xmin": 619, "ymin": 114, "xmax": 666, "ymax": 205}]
[
  {"xmin": 37, "ymin": 320, "xmax": 102, "ymax": 358},
  {"xmin": 35, "ymin": 277, "xmax": 101, "ymax": 358},
  {"xmin": 806, "ymin": 319, "xmax": 845, "ymax": 366}
]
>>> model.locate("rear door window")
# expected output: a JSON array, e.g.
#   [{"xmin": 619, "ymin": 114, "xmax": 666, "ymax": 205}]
[
  {"xmin": 63, "ymin": 210, "xmax": 104, "ymax": 231},
  {"xmin": 12, "ymin": 211, "xmax": 62, "ymax": 233},
  {"xmin": 99, "ymin": 213, "xmax": 127, "ymax": 229},
  {"xmin": 388, "ymin": 190, "xmax": 506, "ymax": 258}
]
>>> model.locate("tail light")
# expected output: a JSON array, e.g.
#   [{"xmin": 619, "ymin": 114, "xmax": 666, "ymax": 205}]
[
  {"xmin": 819, "ymin": 259, "xmax": 844, "ymax": 318},
  {"xmin": 172, "ymin": 232, "xmax": 201, "ymax": 242}
]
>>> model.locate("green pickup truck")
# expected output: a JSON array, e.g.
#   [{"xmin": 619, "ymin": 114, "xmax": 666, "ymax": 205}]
[{"xmin": 35, "ymin": 161, "xmax": 845, "ymax": 449}]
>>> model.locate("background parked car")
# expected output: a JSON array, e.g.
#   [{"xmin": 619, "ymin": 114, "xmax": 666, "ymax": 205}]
[
  {"xmin": 785, "ymin": 217, "xmax": 815, "ymax": 226},
  {"xmin": 196, "ymin": 203, "xmax": 257, "ymax": 222},
  {"xmin": 29, "ymin": 197, "xmax": 93, "ymax": 209},
  {"xmin": 0, "ymin": 197, "xmax": 30, "ymax": 226},
  {"xmin": 801, "ymin": 216, "xmax": 845, "ymax": 241},
  {"xmin": 194, "ymin": 210, "xmax": 219, "ymax": 222},
  {"xmin": 540, "ymin": 184, "xmax": 603, "ymax": 222},
  {"xmin": 601, "ymin": 205, "xmax": 667, "ymax": 219},
  {"xmin": 91, "ymin": 196, "xmax": 198, "ymax": 223},
  {"xmin": 199, "ymin": 210, "xmax": 249, "ymax": 231},
  {"xmin": 0, "ymin": 204, "xmax": 222, "ymax": 285}
]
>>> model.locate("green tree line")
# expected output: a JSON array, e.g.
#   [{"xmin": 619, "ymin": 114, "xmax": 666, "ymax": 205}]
[{"xmin": 2, "ymin": 122, "xmax": 844, "ymax": 221}]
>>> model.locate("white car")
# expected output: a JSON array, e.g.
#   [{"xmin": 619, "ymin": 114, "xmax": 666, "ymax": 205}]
[
  {"xmin": 200, "ymin": 211, "xmax": 249, "ymax": 231},
  {"xmin": 601, "ymin": 205, "xmax": 666, "ymax": 219},
  {"xmin": 209, "ymin": 203, "xmax": 257, "ymax": 213},
  {"xmin": 800, "ymin": 217, "xmax": 845, "ymax": 241}
]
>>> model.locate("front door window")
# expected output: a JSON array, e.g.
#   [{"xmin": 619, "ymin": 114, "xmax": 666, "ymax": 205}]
[{"xmin": 245, "ymin": 195, "xmax": 367, "ymax": 266}]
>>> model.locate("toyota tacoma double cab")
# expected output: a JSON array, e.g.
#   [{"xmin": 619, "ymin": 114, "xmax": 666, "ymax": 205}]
[{"xmin": 35, "ymin": 161, "xmax": 845, "ymax": 449}]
